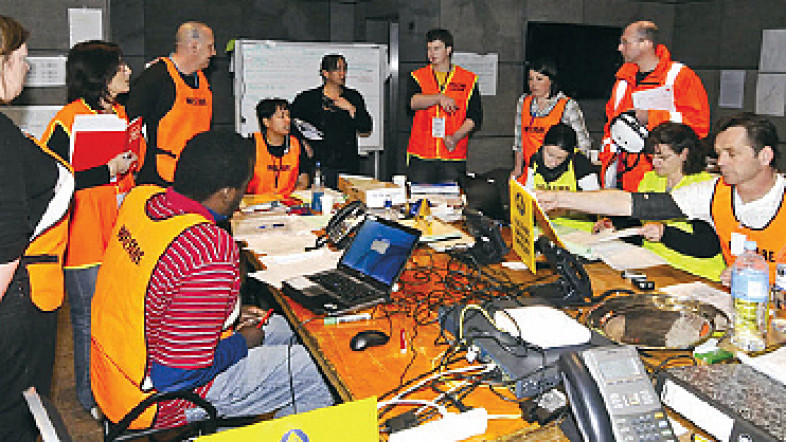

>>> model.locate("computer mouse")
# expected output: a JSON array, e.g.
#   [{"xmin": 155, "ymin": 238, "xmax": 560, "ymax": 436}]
[{"xmin": 349, "ymin": 330, "xmax": 390, "ymax": 351}]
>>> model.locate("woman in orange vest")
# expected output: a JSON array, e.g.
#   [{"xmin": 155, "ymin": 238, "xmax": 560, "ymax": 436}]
[
  {"xmin": 40, "ymin": 40, "xmax": 138, "ymax": 417},
  {"xmin": 512, "ymin": 59, "xmax": 591, "ymax": 183},
  {"xmin": 247, "ymin": 98, "xmax": 311, "ymax": 198},
  {"xmin": 0, "ymin": 15, "xmax": 74, "ymax": 441}
]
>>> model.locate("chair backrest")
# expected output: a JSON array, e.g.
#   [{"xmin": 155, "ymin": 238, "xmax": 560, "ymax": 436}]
[{"xmin": 22, "ymin": 387, "xmax": 74, "ymax": 442}]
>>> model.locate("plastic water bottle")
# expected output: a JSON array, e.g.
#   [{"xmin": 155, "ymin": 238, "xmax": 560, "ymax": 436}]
[
  {"xmin": 384, "ymin": 198, "xmax": 398, "ymax": 221},
  {"xmin": 311, "ymin": 161, "xmax": 324, "ymax": 212},
  {"xmin": 771, "ymin": 263, "xmax": 786, "ymax": 333},
  {"xmin": 312, "ymin": 161, "xmax": 323, "ymax": 190},
  {"xmin": 731, "ymin": 240, "xmax": 769, "ymax": 352}
]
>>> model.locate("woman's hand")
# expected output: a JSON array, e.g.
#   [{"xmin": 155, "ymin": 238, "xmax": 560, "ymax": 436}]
[
  {"xmin": 107, "ymin": 151, "xmax": 137, "ymax": 178},
  {"xmin": 640, "ymin": 222, "xmax": 665, "ymax": 242},
  {"xmin": 592, "ymin": 218, "xmax": 614, "ymax": 234}
]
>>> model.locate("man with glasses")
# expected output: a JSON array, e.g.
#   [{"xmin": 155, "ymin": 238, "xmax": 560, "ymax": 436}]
[
  {"xmin": 599, "ymin": 20, "xmax": 709, "ymax": 191},
  {"xmin": 291, "ymin": 54, "xmax": 372, "ymax": 188}
]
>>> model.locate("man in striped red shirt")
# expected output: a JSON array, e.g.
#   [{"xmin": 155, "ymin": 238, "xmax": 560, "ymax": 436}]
[{"xmin": 91, "ymin": 131, "xmax": 333, "ymax": 429}]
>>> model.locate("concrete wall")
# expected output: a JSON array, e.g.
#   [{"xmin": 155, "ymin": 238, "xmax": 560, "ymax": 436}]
[{"xmin": 8, "ymin": 0, "xmax": 786, "ymax": 176}]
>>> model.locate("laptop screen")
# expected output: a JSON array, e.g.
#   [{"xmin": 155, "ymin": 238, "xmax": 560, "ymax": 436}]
[{"xmin": 339, "ymin": 218, "xmax": 420, "ymax": 287}]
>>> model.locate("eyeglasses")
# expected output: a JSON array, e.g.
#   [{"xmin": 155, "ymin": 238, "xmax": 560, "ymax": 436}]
[{"xmin": 619, "ymin": 37, "xmax": 644, "ymax": 46}]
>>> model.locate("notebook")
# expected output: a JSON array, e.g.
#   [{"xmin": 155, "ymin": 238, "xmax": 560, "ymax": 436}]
[{"xmin": 282, "ymin": 217, "xmax": 421, "ymax": 315}]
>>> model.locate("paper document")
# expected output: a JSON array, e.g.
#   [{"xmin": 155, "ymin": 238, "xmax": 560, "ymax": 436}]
[
  {"xmin": 249, "ymin": 248, "xmax": 342, "ymax": 289},
  {"xmin": 660, "ymin": 281, "xmax": 733, "ymax": 319},
  {"xmin": 590, "ymin": 227, "xmax": 642, "ymax": 243},
  {"xmin": 737, "ymin": 347, "xmax": 786, "ymax": 386},
  {"xmin": 632, "ymin": 85, "xmax": 675, "ymax": 111}
]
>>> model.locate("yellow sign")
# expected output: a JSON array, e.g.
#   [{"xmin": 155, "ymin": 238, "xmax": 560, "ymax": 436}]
[
  {"xmin": 198, "ymin": 396, "xmax": 379, "ymax": 442},
  {"xmin": 509, "ymin": 179, "xmax": 536, "ymax": 273}
]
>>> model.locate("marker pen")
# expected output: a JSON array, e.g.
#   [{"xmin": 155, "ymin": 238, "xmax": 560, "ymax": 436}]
[
  {"xmin": 256, "ymin": 308, "xmax": 274, "ymax": 329},
  {"xmin": 400, "ymin": 329, "xmax": 407, "ymax": 354},
  {"xmin": 323, "ymin": 312, "xmax": 371, "ymax": 325}
]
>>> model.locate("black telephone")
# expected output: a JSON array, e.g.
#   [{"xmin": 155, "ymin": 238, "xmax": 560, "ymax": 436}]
[
  {"xmin": 530, "ymin": 236, "xmax": 592, "ymax": 306},
  {"xmin": 313, "ymin": 200, "xmax": 367, "ymax": 250},
  {"xmin": 463, "ymin": 208, "xmax": 509, "ymax": 265},
  {"xmin": 559, "ymin": 346, "xmax": 676, "ymax": 442}
]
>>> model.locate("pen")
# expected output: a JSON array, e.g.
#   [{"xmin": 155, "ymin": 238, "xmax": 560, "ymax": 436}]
[
  {"xmin": 400, "ymin": 329, "xmax": 407, "ymax": 354},
  {"xmin": 324, "ymin": 312, "xmax": 371, "ymax": 325},
  {"xmin": 256, "ymin": 308, "xmax": 274, "ymax": 329}
]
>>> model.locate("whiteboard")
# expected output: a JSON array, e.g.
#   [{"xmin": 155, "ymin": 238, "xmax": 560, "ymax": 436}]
[{"xmin": 233, "ymin": 39, "xmax": 388, "ymax": 152}]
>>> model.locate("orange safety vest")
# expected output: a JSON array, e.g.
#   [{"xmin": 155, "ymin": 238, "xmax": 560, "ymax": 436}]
[
  {"xmin": 407, "ymin": 65, "xmax": 477, "ymax": 161},
  {"xmin": 91, "ymin": 185, "xmax": 208, "ymax": 428},
  {"xmin": 711, "ymin": 178, "xmax": 786, "ymax": 281},
  {"xmin": 247, "ymin": 132, "xmax": 302, "ymax": 197},
  {"xmin": 519, "ymin": 95, "xmax": 568, "ymax": 167},
  {"xmin": 23, "ymin": 139, "xmax": 73, "ymax": 311},
  {"xmin": 40, "ymin": 99, "xmax": 135, "ymax": 269},
  {"xmin": 154, "ymin": 58, "xmax": 212, "ymax": 183}
]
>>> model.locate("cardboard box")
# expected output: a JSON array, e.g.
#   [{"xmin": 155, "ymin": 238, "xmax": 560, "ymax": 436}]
[{"xmin": 338, "ymin": 174, "xmax": 406, "ymax": 208}]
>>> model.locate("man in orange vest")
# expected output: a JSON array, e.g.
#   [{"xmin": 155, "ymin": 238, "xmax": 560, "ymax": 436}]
[
  {"xmin": 406, "ymin": 28, "xmax": 483, "ymax": 186},
  {"xmin": 91, "ymin": 131, "xmax": 332, "ymax": 429},
  {"xmin": 247, "ymin": 98, "xmax": 311, "ymax": 197},
  {"xmin": 600, "ymin": 20, "xmax": 709, "ymax": 191},
  {"xmin": 537, "ymin": 113, "xmax": 785, "ymax": 286},
  {"xmin": 128, "ymin": 21, "xmax": 215, "ymax": 187}
]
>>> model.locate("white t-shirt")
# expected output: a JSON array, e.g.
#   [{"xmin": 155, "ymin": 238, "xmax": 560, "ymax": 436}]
[{"xmin": 671, "ymin": 173, "xmax": 785, "ymax": 229}]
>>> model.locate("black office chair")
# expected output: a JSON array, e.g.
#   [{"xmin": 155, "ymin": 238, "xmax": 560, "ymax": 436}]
[
  {"xmin": 103, "ymin": 390, "xmax": 271, "ymax": 442},
  {"xmin": 103, "ymin": 390, "xmax": 218, "ymax": 442}
]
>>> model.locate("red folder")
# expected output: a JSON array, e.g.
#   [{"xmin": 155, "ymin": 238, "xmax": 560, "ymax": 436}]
[{"xmin": 70, "ymin": 114, "xmax": 142, "ymax": 172}]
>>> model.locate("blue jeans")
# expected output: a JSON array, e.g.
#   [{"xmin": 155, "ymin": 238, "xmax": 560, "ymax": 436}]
[
  {"xmin": 185, "ymin": 315, "xmax": 334, "ymax": 422},
  {"xmin": 65, "ymin": 265, "xmax": 99, "ymax": 412}
]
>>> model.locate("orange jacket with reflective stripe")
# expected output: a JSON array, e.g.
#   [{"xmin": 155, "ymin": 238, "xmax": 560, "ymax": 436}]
[
  {"xmin": 41, "ymin": 99, "xmax": 135, "ymax": 269},
  {"xmin": 23, "ymin": 139, "xmax": 73, "ymax": 311},
  {"xmin": 91, "ymin": 185, "xmax": 208, "ymax": 428},
  {"xmin": 247, "ymin": 132, "xmax": 302, "ymax": 197},
  {"xmin": 407, "ymin": 65, "xmax": 477, "ymax": 161},
  {"xmin": 154, "ymin": 58, "xmax": 212, "ymax": 183},
  {"xmin": 711, "ymin": 178, "xmax": 786, "ymax": 281},
  {"xmin": 600, "ymin": 45, "xmax": 709, "ymax": 191}
]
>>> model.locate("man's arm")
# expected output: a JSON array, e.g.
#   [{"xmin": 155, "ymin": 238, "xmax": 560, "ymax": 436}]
[
  {"xmin": 407, "ymin": 74, "xmax": 458, "ymax": 112},
  {"xmin": 536, "ymin": 189, "xmax": 634, "ymax": 216},
  {"xmin": 125, "ymin": 62, "xmax": 167, "ymax": 122}
]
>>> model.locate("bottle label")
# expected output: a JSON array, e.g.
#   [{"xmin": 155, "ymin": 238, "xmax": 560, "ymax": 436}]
[{"xmin": 731, "ymin": 269, "xmax": 769, "ymax": 302}]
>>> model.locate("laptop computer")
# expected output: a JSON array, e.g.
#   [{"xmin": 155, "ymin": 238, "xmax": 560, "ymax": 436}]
[{"xmin": 282, "ymin": 217, "xmax": 421, "ymax": 315}]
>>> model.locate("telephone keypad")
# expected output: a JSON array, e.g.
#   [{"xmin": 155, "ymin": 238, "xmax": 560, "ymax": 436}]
[{"xmin": 614, "ymin": 411, "xmax": 676, "ymax": 441}]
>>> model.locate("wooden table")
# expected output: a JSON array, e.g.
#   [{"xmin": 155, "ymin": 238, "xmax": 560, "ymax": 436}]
[{"xmin": 246, "ymin": 233, "xmax": 722, "ymax": 441}]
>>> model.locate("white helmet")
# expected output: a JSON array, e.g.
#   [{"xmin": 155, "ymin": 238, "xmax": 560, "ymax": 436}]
[{"xmin": 610, "ymin": 112, "xmax": 648, "ymax": 153}]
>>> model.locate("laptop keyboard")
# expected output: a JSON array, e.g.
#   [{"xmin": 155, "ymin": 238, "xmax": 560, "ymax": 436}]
[{"xmin": 309, "ymin": 272, "xmax": 379, "ymax": 301}]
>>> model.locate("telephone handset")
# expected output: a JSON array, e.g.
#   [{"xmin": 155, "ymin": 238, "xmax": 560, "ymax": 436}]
[
  {"xmin": 533, "ymin": 236, "xmax": 592, "ymax": 306},
  {"xmin": 559, "ymin": 346, "xmax": 676, "ymax": 442},
  {"xmin": 321, "ymin": 200, "xmax": 367, "ymax": 249}
]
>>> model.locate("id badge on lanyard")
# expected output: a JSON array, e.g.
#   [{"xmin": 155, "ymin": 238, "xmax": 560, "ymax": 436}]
[{"xmin": 432, "ymin": 117, "xmax": 446, "ymax": 138}]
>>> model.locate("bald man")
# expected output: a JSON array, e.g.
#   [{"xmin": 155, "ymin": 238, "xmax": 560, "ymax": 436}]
[
  {"xmin": 600, "ymin": 20, "xmax": 709, "ymax": 191},
  {"xmin": 128, "ymin": 21, "xmax": 216, "ymax": 187}
]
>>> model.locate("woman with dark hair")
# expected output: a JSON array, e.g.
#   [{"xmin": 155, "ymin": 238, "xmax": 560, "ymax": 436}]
[
  {"xmin": 40, "ymin": 39, "xmax": 137, "ymax": 417},
  {"xmin": 523, "ymin": 123, "xmax": 600, "ymax": 192},
  {"xmin": 595, "ymin": 122, "xmax": 725, "ymax": 281},
  {"xmin": 0, "ymin": 15, "xmax": 74, "ymax": 440},
  {"xmin": 512, "ymin": 59, "xmax": 591, "ymax": 181},
  {"xmin": 291, "ymin": 53, "xmax": 372, "ymax": 188}
]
